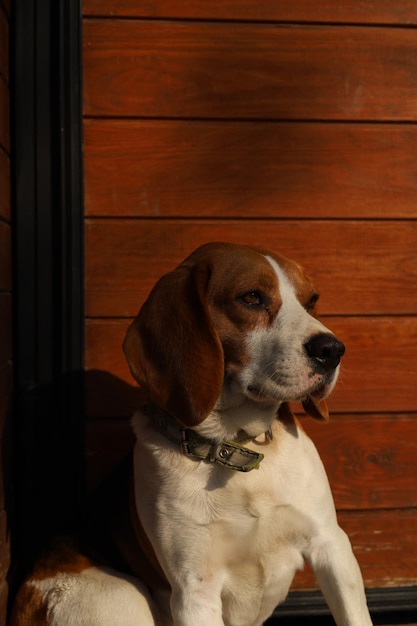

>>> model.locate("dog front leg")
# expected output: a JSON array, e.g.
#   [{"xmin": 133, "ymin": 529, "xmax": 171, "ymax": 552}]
[
  {"xmin": 170, "ymin": 579, "xmax": 225, "ymax": 626},
  {"xmin": 306, "ymin": 525, "xmax": 373, "ymax": 626}
]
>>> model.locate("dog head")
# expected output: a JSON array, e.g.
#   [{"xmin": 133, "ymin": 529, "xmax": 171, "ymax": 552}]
[{"xmin": 124, "ymin": 242, "xmax": 344, "ymax": 430}]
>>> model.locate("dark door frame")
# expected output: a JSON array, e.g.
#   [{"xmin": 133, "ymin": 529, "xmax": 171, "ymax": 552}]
[
  {"xmin": 11, "ymin": 0, "xmax": 417, "ymax": 618},
  {"xmin": 12, "ymin": 0, "xmax": 84, "ymax": 569}
]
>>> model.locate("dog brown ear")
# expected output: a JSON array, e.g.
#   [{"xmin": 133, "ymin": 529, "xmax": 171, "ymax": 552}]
[
  {"xmin": 123, "ymin": 262, "xmax": 224, "ymax": 428},
  {"xmin": 277, "ymin": 402, "xmax": 295, "ymax": 422},
  {"xmin": 302, "ymin": 396, "xmax": 329, "ymax": 421}
]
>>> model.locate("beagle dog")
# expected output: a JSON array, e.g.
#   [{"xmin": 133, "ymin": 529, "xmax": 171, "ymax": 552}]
[{"xmin": 12, "ymin": 243, "xmax": 373, "ymax": 626}]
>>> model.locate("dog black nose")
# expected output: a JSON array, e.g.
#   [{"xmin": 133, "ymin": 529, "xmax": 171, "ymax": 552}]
[{"xmin": 304, "ymin": 333, "xmax": 345, "ymax": 372}]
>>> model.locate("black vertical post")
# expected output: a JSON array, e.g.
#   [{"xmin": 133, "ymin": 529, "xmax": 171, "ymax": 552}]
[{"xmin": 12, "ymin": 0, "xmax": 84, "ymax": 569}]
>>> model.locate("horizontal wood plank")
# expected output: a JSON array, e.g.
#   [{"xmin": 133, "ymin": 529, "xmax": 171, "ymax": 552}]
[
  {"xmin": 302, "ymin": 415, "xmax": 417, "ymax": 510},
  {"xmin": 83, "ymin": 20, "xmax": 417, "ymax": 121},
  {"xmin": 85, "ymin": 219, "xmax": 417, "ymax": 317},
  {"xmin": 84, "ymin": 120, "xmax": 417, "ymax": 219},
  {"xmin": 85, "ymin": 319, "xmax": 131, "ymax": 387},
  {"xmin": 83, "ymin": 0, "xmax": 417, "ymax": 25},
  {"xmin": 85, "ymin": 315, "xmax": 417, "ymax": 414},
  {"xmin": 325, "ymin": 316, "xmax": 417, "ymax": 414},
  {"xmin": 84, "ymin": 366, "xmax": 143, "ymax": 421}
]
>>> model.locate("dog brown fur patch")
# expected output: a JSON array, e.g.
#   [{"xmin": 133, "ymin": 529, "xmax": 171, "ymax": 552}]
[
  {"xmin": 29, "ymin": 537, "xmax": 96, "ymax": 579},
  {"xmin": 9, "ymin": 582, "xmax": 48, "ymax": 626},
  {"xmin": 10, "ymin": 538, "xmax": 95, "ymax": 626}
]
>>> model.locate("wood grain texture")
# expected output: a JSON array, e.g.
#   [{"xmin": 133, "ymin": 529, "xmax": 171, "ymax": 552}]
[
  {"xmin": 85, "ymin": 219, "xmax": 417, "ymax": 317},
  {"xmin": 83, "ymin": 20, "xmax": 417, "ymax": 120},
  {"xmin": 82, "ymin": 2, "xmax": 417, "ymax": 595},
  {"xmin": 326, "ymin": 316, "xmax": 417, "ymax": 414},
  {"xmin": 84, "ymin": 119, "xmax": 417, "ymax": 219},
  {"xmin": 293, "ymin": 509, "xmax": 417, "ymax": 590},
  {"xmin": 85, "ymin": 315, "xmax": 417, "ymax": 414},
  {"xmin": 82, "ymin": 0, "xmax": 417, "ymax": 25},
  {"xmin": 303, "ymin": 416, "xmax": 417, "ymax": 510},
  {"xmin": 85, "ymin": 319, "xmax": 131, "ymax": 385}
]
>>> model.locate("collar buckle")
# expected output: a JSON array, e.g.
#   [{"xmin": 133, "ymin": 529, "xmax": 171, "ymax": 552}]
[
  {"xmin": 179, "ymin": 428, "xmax": 194, "ymax": 458},
  {"xmin": 148, "ymin": 403, "xmax": 265, "ymax": 472}
]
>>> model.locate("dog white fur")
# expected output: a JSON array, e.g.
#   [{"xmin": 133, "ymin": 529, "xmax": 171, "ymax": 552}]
[{"xmin": 12, "ymin": 243, "xmax": 372, "ymax": 626}]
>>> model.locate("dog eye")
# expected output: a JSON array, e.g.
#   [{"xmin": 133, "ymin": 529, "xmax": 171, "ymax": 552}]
[
  {"xmin": 304, "ymin": 293, "xmax": 320, "ymax": 313},
  {"xmin": 238, "ymin": 291, "xmax": 264, "ymax": 307}
]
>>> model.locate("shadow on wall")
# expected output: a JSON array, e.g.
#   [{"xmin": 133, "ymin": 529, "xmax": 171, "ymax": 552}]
[{"xmin": 12, "ymin": 370, "xmax": 140, "ymax": 579}]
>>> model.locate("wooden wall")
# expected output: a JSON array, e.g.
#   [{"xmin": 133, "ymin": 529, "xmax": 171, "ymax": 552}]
[
  {"xmin": 0, "ymin": 0, "xmax": 11, "ymax": 621},
  {"xmin": 82, "ymin": 2, "xmax": 417, "ymax": 592}
]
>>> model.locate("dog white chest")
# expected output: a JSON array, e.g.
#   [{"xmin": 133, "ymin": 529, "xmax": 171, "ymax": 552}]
[
  {"xmin": 133, "ymin": 417, "xmax": 329, "ymax": 626},
  {"xmin": 206, "ymin": 502, "xmax": 307, "ymax": 625}
]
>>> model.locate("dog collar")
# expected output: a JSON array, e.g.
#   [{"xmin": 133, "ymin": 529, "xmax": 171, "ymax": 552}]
[{"xmin": 145, "ymin": 403, "xmax": 265, "ymax": 472}]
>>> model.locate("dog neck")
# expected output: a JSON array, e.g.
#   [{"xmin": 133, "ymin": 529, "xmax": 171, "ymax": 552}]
[
  {"xmin": 146, "ymin": 402, "xmax": 269, "ymax": 472},
  {"xmin": 196, "ymin": 383, "xmax": 282, "ymax": 443}
]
